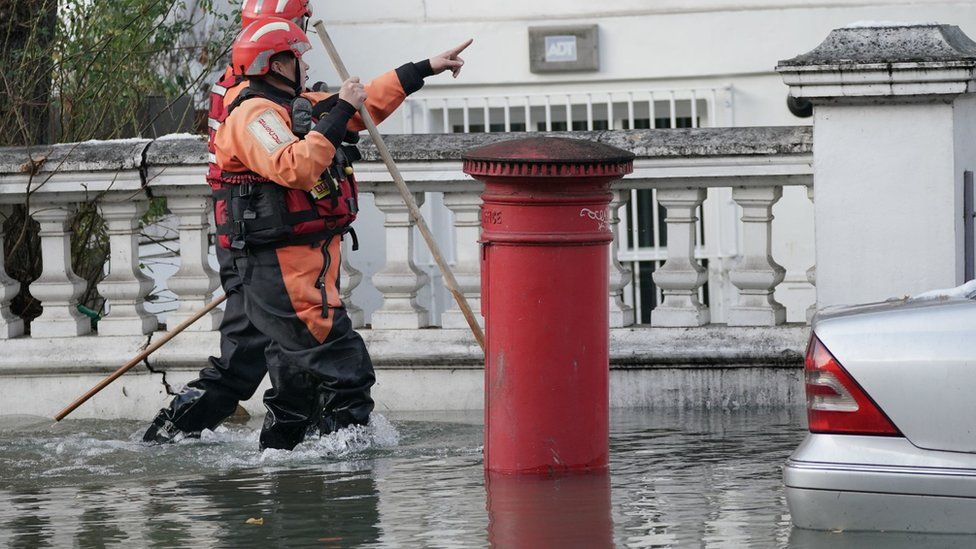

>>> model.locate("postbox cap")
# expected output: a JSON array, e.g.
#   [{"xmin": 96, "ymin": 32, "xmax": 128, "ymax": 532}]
[{"xmin": 462, "ymin": 136, "xmax": 634, "ymax": 178}]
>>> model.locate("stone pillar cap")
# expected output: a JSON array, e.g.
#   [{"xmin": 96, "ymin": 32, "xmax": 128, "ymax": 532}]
[{"xmin": 777, "ymin": 23, "xmax": 976, "ymax": 101}]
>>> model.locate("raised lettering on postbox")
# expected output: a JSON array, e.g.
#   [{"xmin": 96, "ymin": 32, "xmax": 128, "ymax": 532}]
[{"xmin": 482, "ymin": 209, "xmax": 503, "ymax": 225}]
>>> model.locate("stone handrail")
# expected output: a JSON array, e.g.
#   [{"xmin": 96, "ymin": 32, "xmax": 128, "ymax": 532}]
[{"xmin": 0, "ymin": 128, "xmax": 813, "ymax": 341}]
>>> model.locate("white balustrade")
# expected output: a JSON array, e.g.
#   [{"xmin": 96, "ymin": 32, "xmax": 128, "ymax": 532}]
[
  {"xmin": 162, "ymin": 195, "xmax": 222, "ymax": 331},
  {"xmin": 371, "ymin": 190, "xmax": 430, "ymax": 329},
  {"xmin": 96, "ymin": 197, "xmax": 158, "ymax": 336},
  {"xmin": 0, "ymin": 205, "xmax": 24, "ymax": 338},
  {"xmin": 29, "ymin": 204, "xmax": 91, "ymax": 337},
  {"xmin": 651, "ymin": 188, "xmax": 710, "ymax": 327},
  {"xmin": 608, "ymin": 190, "xmax": 635, "ymax": 327},
  {"xmin": 0, "ymin": 130, "xmax": 817, "ymax": 341},
  {"xmin": 440, "ymin": 190, "xmax": 483, "ymax": 329},
  {"xmin": 727, "ymin": 186, "xmax": 786, "ymax": 326}
]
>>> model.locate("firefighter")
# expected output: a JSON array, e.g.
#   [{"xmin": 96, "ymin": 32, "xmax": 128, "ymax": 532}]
[
  {"xmin": 177, "ymin": 17, "xmax": 468, "ymax": 450},
  {"xmin": 144, "ymin": 0, "xmax": 315, "ymax": 444}
]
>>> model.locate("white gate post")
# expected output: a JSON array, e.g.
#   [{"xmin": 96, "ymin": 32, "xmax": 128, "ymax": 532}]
[{"xmin": 778, "ymin": 24, "xmax": 976, "ymax": 310}]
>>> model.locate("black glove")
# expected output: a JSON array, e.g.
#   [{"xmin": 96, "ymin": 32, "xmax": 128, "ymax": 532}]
[
  {"xmin": 311, "ymin": 96, "xmax": 361, "ymax": 144},
  {"xmin": 395, "ymin": 60, "xmax": 434, "ymax": 95},
  {"xmin": 312, "ymin": 99, "xmax": 357, "ymax": 148},
  {"xmin": 311, "ymin": 95, "xmax": 340, "ymax": 119}
]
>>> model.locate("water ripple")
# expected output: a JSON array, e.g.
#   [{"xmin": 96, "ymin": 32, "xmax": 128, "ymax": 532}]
[{"xmin": 0, "ymin": 409, "xmax": 973, "ymax": 547}]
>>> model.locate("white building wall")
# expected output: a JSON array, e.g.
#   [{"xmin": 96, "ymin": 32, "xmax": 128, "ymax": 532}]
[
  {"xmin": 304, "ymin": 0, "xmax": 976, "ymax": 324},
  {"xmin": 308, "ymin": 1, "xmax": 976, "ymax": 119}
]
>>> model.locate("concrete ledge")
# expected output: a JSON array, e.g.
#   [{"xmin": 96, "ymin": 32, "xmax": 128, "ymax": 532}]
[
  {"xmin": 778, "ymin": 24, "xmax": 976, "ymax": 67},
  {"xmin": 358, "ymin": 127, "xmax": 813, "ymax": 162},
  {"xmin": 0, "ymin": 367, "xmax": 803, "ymax": 420},
  {"xmin": 0, "ymin": 326, "xmax": 808, "ymax": 419},
  {"xmin": 0, "ymin": 138, "xmax": 149, "ymax": 175},
  {"xmin": 0, "ymin": 325, "xmax": 808, "ymax": 375},
  {"xmin": 140, "ymin": 128, "xmax": 813, "ymax": 166},
  {"xmin": 778, "ymin": 24, "xmax": 976, "ymax": 100},
  {"xmin": 610, "ymin": 325, "xmax": 807, "ymax": 367},
  {"xmin": 144, "ymin": 133, "xmax": 208, "ymax": 166},
  {"xmin": 0, "ymin": 334, "xmax": 150, "ymax": 375},
  {"xmin": 1, "ymin": 128, "xmax": 813, "ymax": 180}
]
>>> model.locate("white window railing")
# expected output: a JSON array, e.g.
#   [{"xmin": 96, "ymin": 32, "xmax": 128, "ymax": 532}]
[{"xmin": 401, "ymin": 85, "xmax": 734, "ymax": 134}]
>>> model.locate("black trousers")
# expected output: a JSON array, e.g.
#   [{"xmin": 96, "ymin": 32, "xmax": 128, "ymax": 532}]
[
  {"xmin": 238, "ymin": 237, "xmax": 375, "ymax": 450},
  {"xmin": 145, "ymin": 246, "xmax": 270, "ymax": 439}
]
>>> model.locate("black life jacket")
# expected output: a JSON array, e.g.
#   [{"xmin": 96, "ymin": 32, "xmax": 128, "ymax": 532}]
[{"xmin": 207, "ymin": 79, "xmax": 359, "ymax": 251}]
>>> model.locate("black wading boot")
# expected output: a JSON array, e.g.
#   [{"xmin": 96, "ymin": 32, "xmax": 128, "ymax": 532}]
[
  {"xmin": 314, "ymin": 401, "xmax": 372, "ymax": 438},
  {"xmin": 143, "ymin": 385, "xmax": 238, "ymax": 443},
  {"xmin": 258, "ymin": 408, "xmax": 314, "ymax": 451}
]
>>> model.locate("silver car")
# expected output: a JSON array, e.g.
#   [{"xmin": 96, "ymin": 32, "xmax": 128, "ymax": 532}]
[{"xmin": 785, "ymin": 284, "xmax": 976, "ymax": 534}]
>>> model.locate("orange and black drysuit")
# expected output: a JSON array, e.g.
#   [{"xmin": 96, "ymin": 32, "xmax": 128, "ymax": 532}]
[{"xmin": 146, "ymin": 61, "xmax": 432, "ymax": 449}]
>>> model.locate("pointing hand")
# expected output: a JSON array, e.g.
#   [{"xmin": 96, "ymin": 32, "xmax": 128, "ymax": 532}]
[{"xmin": 429, "ymin": 39, "xmax": 474, "ymax": 78}]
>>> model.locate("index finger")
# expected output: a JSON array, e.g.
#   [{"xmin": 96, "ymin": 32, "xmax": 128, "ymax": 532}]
[{"xmin": 450, "ymin": 38, "xmax": 474, "ymax": 55}]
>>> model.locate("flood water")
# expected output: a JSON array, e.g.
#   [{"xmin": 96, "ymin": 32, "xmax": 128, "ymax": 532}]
[{"xmin": 0, "ymin": 409, "xmax": 972, "ymax": 548}]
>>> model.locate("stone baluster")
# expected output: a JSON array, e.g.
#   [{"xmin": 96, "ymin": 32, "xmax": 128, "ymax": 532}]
[
  {"xmin": 727, "ymin": 186, "xmax": 786, "ymax": 326},
  {"xmin": 805, "ymin": 185, "xmax": 817, "ymax": 323},
  {"xmin": 0, "ymin": 205, "xmax": 24, "ymax": 338},
  {"xmin": 96, "ymin": 198, "xmax": 158, "ymax": 335},
  {"xmin": 651, "ymin": 188, "xmax": 709, "ymax": 327},
  {"xmin": 371, "ymin": 190, "xmax": 430, "ymax": 329},
  {"xmin": 165, "ymin": 196, "xmax": 221, "ymax": 331},
  {"xmin": 608, "ymin": 190, "xmax": 635, "ymax": 327},
  {"xmin": 441, "ymin": 190, "xmax": 483, "ymax": 329},
  {"xmin": 29, "ymin": 204, "xmax": 91, "ymax": 337},
  {"xmin": 340, "ymin": 235, "xmax": 365, "ymax": 329}
]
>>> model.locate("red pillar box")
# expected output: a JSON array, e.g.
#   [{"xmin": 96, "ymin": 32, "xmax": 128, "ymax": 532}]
[{"xmin": 462, "ymin": 137, "xmax": 634, "ymax": 474}]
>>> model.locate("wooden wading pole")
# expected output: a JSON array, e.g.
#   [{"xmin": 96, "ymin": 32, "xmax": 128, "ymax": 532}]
[
  {"xmin": 54, "ymin": 294, "xmax": 228, "ymax": 421},
  {"xmin": 311, "ymin": 19, "xmax": 486, "ymax": 351}
]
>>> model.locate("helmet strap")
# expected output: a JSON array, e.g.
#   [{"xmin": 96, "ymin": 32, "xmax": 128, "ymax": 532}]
[{"xmin": 267, "ymin": 59, "xmax": 303, "ymax": 96}]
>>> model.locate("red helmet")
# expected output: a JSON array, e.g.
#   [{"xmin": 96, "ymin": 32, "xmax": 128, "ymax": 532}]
[
  {"xmin": 241, "ymin": 0, "xmax": 312, "ymax": 28},
  {"xmin": 231, "ymin": 17, "xmax": 312, "ymax": 77}
]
